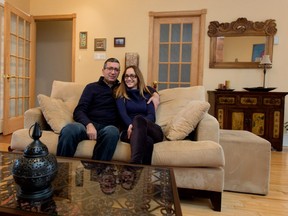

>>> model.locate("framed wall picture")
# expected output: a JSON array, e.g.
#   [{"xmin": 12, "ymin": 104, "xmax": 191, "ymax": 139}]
[
  {"xmin": 114, "ymin": 37, "xmax": 125, "ymax": 47},
  {"xmin": 125, "ymin": 52, "xmax": 139, "ymax": 68},
  {"xmin": 94, "ymin": 38, "xmax": 106, "ymax": 51},
  {"xmin": 79, "ymin": 32, "xmax": 87, "ymax": 49}
]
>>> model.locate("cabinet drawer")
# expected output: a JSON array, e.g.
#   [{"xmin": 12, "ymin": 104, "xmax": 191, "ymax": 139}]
[
  {"xmin": 239, "ymin": 96, "xmax": 259, "ymax": 105},
  {"xmin": 263, "ymin": 97, "xmax": 281, "ymax": 106},
  {"xmin": 217, "ymin": 96, "xmax": 236, "ymax": 104}
]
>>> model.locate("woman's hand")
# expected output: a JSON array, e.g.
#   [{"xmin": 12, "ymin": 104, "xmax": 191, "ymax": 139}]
[
  {"xmin": 147, "ymin": 92, "xmax": 160, "ymax": 110},
  {"xmin": 127, "ymin": 124, "xmax": 133, "ymax": 139}
]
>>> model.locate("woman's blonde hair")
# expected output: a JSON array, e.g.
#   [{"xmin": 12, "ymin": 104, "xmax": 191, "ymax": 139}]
[{"xmin": 115, "ymin": 65, "xmax": 152, "ymax": 99}]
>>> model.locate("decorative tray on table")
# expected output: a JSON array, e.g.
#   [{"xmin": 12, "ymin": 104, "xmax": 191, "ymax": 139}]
[
  {"xmin": 215, "ymin": 89, "xmax": 235, "ymax": 91},
  {"xmin": 243, "ymin": 87, "xmax": 276, "ymax": 92}
]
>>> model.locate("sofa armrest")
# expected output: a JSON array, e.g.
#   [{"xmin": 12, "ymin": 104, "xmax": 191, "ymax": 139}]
[
  {"xmin": 194, "ymin": 113, "xmax": 220, "ymax": 143},
  {"xmin": 24, "ymin": 107, "xmax": 50, "ymax": 130}
]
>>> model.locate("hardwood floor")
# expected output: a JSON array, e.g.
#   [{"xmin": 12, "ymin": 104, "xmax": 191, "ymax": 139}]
[
  {"xmin": 0, "ymin": 134, "xmax": 11, "ymax": 152},
  {"xmin": 1, "ymin": 134, "xmax": 287, "ymax": 215},
  {"xmin": 0, "ymin": 134, "xmax": 12, "ymax": 144}
]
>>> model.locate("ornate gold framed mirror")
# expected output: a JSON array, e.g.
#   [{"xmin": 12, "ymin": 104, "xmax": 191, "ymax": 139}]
[{"xmin": 208, "ymin": 18, "xmax": 277, "ymax": 68}]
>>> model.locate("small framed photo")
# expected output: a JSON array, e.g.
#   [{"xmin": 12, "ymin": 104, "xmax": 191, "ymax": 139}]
[
  {"xmin": 94, "ymin": 38, "xmax": 106, "ymax": 51},
  {"xmin": 114, "ymin": 37, "xmax": 125, "ymax": 47},
  {"xmin": 252, "ymin": 43, "xmax": 265, "ymax": 62},
  {"xmin": 79, "ymin": 32, "xmax": 87, "ymax": 49}
]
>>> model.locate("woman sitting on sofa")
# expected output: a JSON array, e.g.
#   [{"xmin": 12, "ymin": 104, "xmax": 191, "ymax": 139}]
[{"xmin": 115, "ymin": 65, "xmax": 163, "ymax": 165}]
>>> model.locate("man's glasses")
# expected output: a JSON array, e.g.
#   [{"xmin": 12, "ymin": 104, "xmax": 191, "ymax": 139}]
[
  {"xmin": 124, "ymin": 74, "xmax": 137, "ymax": 79},
  {"xmin": 105, "ymin": 67, "xmax": 120, "ymax": 72}
]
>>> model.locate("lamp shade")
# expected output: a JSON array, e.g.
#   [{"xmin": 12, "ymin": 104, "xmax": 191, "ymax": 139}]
[{"xmin": 260, "ymin": 55, "xmax": 272, "ymax": 65}]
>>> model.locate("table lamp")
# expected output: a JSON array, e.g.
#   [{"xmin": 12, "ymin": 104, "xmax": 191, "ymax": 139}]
[{"xmin": 259, "ymin": 55, "xmax": 272, "ymax": 88}]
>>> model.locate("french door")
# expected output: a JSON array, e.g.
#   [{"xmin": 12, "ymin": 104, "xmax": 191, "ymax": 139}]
[
  {"xmin": 2, "ymin": 2, "xmax": 35, "ymax": 134},
  {"xmin": 148, "ymin": 10, "xmax": 206, "ymax": 90}
]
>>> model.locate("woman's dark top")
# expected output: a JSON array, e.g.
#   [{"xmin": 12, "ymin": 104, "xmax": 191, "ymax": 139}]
[{"xmin": 116, "ymin": 88, "xmax": 155, "ymax": 129}]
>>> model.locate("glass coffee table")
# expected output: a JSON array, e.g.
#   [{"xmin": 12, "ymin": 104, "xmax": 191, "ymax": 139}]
[{"xmin": 0, "ymin": 151, "xmax": 182, "ymax": 215}]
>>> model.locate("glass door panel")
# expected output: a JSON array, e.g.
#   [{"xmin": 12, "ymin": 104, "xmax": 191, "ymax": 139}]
[
  {"xmin": 149, "ymin": 11, "xmax": 205, "ymax": 91},
  {"xmin": 157, "ymin": 22, "xmax": 194, "ymax": 90},
  {"xmin": 3, "ymin": 2, "xmax": 35, "ymax": 134}
]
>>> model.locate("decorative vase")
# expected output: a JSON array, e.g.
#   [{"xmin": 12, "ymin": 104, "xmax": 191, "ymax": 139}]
[{"xmin": 12, "ymin": 122, "xmax": 58, "ymax": 200}]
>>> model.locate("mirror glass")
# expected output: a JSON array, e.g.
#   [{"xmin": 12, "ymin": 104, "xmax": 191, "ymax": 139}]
[
  {"xmin": 216, "ymin": 36, "xmax": 266, "ymax": 62},
  {"xmin": 208, "ymin": 18, "xmax": 277, "ymax": 68}
]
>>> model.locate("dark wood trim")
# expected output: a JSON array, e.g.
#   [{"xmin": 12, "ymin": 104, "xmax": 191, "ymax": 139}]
[{"xmin": 178, "ymin": 188, "xmax": 222, "ymax": 212}]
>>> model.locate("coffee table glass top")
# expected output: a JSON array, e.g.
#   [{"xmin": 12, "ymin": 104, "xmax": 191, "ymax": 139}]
[{"xmin": 0, "ymin": 151, "xmax": 182, "ymax": 215}]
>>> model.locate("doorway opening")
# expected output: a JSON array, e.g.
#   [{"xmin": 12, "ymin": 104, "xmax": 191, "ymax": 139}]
[{"xmin": 35, "ymin": 19, "xmax": 73, "ymax": 106}]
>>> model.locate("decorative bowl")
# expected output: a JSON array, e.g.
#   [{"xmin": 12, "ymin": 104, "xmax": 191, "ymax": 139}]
[{"xmin": 243, "ymin": 87, "xmax": 276, "ymax": 92}]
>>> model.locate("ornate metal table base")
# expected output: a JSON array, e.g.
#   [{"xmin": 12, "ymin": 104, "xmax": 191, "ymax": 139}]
[{"xmin": 0, "ymin": 152, "xmax": 182, "ymax": 215}]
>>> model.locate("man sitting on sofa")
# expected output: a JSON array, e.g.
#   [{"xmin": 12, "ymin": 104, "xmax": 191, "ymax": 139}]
[{"xmin": 56, "ymin": 58, "xmax": 160, "ymax": 161}]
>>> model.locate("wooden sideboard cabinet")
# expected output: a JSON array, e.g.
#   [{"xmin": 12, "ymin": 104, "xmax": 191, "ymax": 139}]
[{"xmin": 207, "ymin": 90, "xmax": 288, "ymax": 151}]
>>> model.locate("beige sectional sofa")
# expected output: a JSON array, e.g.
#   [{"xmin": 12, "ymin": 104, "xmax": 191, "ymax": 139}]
[{"xmin": 11, "ymin": 80, "xmax": 225, "ymax": 211}]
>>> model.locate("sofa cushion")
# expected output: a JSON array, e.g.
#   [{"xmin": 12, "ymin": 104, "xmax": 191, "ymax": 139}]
[
  {"xmin": 74, "ymin": 140, "xmax": 131, "ymax": 162},
  {"xmin": 50, "ymin": 80, "xmax": 85, "ymax": 112},
  {"xmin": 152, "ymin": 140, "xmax": 225, "ymax": 168},
  {"xmin": 11, "ymin": 128, "xmax": 131, "ymax": 163},
  {"xmin": 38, "ymin": 94, "xmax": 74, "ymax": 133},
  {"xmin": 164, "ymin": 100, "xmax": 210, "ymax": 140},
  {"xmin": 11, "ymin": 128, "xmax": 59, "ymax": 154},
  {"xmin": 11, "ymin": 129, "xmax": 224, "ymax": 168},
  {"xmin": 156, "ymin": 86, "xmax": 205, "ymax": 131}
]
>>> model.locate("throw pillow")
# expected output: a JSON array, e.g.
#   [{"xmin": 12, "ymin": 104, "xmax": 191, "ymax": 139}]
[
  {"xmin": 156, "ymin": 86, "xmax": 205, "ymax": 131},
  {"xmin": 50, "ymin": 80, "xmax": 85, "ymax": 113},
  {"xmin": 37, "ymin": 94, "xmax": 74, "ymax": 133},
  {"xmin": 164, "ymin": 100, "xmax": 210, "ymax": 140}
]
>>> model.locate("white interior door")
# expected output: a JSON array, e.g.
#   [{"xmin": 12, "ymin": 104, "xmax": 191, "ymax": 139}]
[{"xmin": 2, "ymin": 2, "xmax": 35, "ymax": 135}]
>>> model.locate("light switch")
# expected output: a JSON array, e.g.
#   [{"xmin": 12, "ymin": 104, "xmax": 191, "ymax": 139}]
[
  {"xmin": 274, "ymin": 36, "xmax": 279, "ymax": 45},
  {"xmin": 94, "ymin": 53, "xmax": 106, "ymax": 60}
]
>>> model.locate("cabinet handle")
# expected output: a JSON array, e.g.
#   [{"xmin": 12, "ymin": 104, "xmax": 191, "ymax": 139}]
[{"xmin": 244, "ymin": 118, "xmax": 251, "ymax": 128}]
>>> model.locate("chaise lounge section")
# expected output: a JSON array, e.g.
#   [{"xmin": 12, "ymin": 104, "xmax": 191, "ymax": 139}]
[{"xmin": 220, "ymin": 129, "xmax": 271, "ymax": 195}]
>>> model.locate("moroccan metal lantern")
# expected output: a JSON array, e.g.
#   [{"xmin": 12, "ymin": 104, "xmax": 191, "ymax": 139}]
[{"xmin": 12, "ymin": 122, "xmax": 58, "ymax": 200}]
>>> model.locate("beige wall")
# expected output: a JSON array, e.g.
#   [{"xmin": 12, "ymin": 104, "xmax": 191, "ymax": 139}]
[
  {"xmin": 6, "ymin": 0, "xmax": 29, "ymax": 13},
  {"xmin": 11, "ymin": 0, "xmax": 288, "ymax": 122}
]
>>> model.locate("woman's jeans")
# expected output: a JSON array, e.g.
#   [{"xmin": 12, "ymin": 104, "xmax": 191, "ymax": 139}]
[
  {"xmin": 120, "ymin": 115, "xmax": 163, "ymax": 165},
  {"xmin": 57, "ymin": 122, "xmax": 119, "ymax": 161}
]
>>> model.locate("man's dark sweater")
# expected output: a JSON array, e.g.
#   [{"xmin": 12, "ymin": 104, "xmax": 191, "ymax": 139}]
[{"xmin": 73, "ymin": 76, "xmax": 120, "ymax": 127}]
